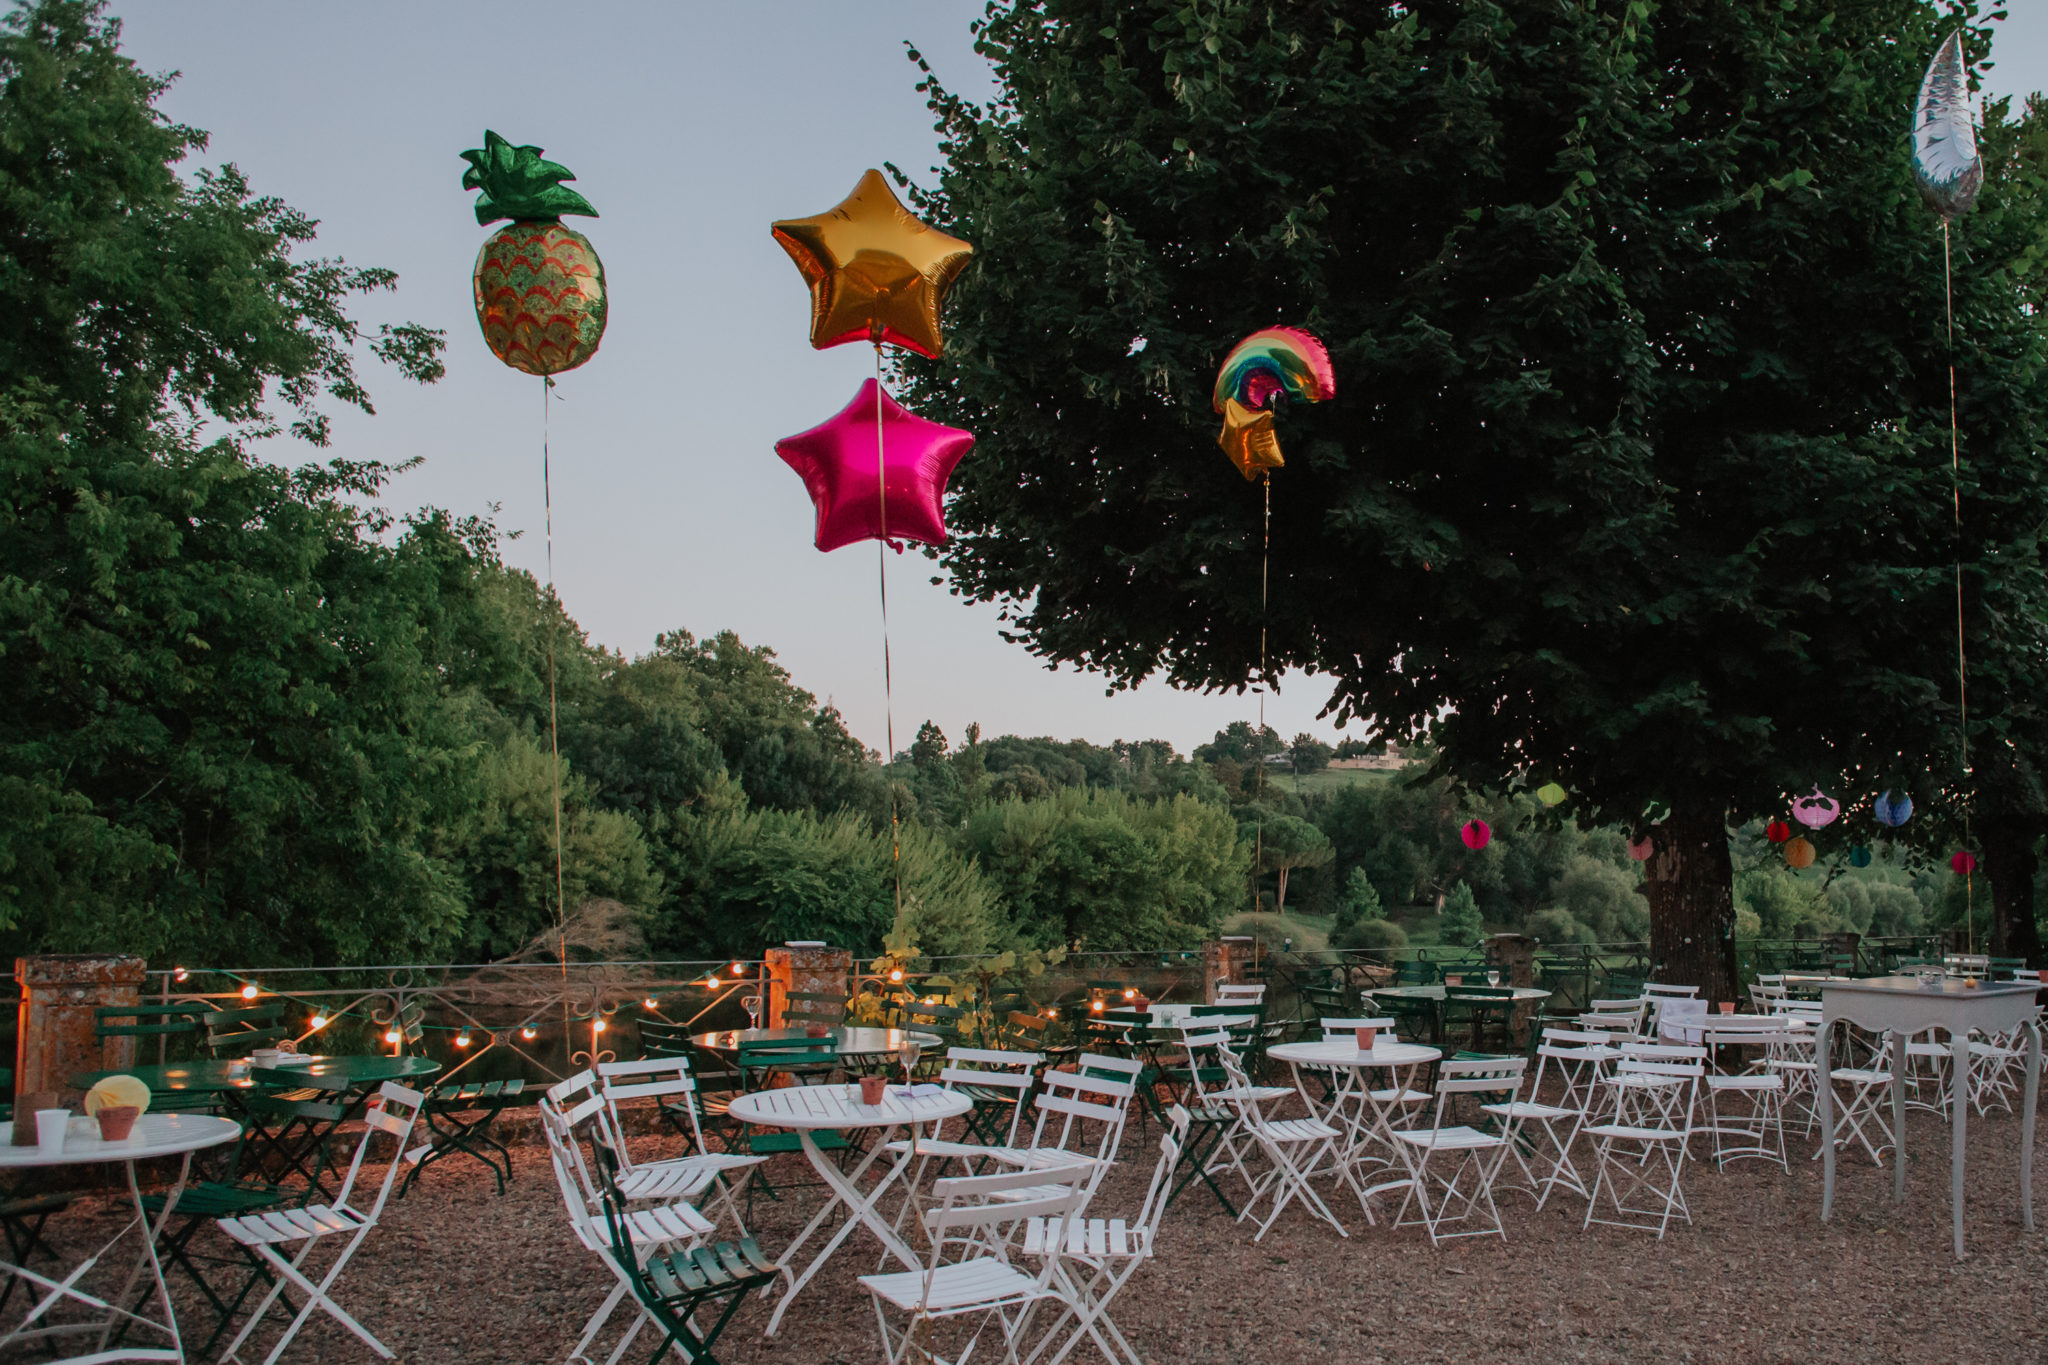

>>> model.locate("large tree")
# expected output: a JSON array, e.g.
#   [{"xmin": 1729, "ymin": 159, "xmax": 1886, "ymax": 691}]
[{"xmin": 902, "ymin": 0, "xmax": 2048, "ymax": 995}]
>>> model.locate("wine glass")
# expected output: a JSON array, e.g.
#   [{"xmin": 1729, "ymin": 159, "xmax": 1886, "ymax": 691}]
[
  {"xmin": 898, "ymin": 1039, "xmax": 923, "ymax": 1092},
  {"xmin": 1486, "ymin": 970, "xmax": 1501, "ymax": 988},
  {"xmin": 742, "ymin": 994, "xmax": 762, "ymax": 1031}
]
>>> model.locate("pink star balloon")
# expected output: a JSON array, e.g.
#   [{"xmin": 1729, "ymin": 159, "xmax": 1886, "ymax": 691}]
[{"xmin": 775, "ymin": 379, "xmax": 973, "ymax": 552}]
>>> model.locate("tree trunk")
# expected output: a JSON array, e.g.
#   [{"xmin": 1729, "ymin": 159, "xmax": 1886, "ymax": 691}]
[
  {"xmin": 1275, "ymin": 865, "xmax": 1291, "ymax": 915},
  {"xmin": 1642, "ymin": 795, "xmax": 1740, "ymax": 1005},
  {"xmin": 1978, "ymin": 812, "xmax": 2044, "ymax": 968}
]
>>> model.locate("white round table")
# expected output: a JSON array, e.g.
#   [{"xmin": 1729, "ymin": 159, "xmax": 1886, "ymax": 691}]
[
  {"xmin": 0, "ymin": 1111, "xmax": 241, "ymax": 1363},
  {"xmin": 1269, "ymin": 1039, "xmax": 1442, "ymax": 1214},
  {"xmin": 726, "ymin": 1083, "xmax": 970, "ymax": 1336}
]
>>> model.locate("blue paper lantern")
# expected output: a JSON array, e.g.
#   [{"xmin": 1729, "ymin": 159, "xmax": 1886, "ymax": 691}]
[
  {"xmin": 1849, "ymin": 845, "xmax": 1873, "ymax": 868},
  {"xmin": 1874, "ymin": 790, "xmax": 1913, "ymax": 828}
]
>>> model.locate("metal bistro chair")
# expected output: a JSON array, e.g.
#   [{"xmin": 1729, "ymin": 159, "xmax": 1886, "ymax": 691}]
[
  {"xmin": 203, "ymin": 1001, "xmax": 293, "ymax": 1058},
  {"xmin": 729, "ymin": 1036, "xmax": 850, "ymax": 1205}
]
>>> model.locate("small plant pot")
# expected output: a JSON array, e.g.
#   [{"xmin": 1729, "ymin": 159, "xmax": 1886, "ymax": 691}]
[
  {"xmin": 95, "ymin": 1105, "xmax": 141, "ymax": 1142},
  {"xmin": 805, "ymin": 1024, "xmax": 830, "ymax": 1038},
  {"xmin": 859, "ymin": 1075, "xmax": 886, "ymax": 1105},
  {"xmin": 1445, "ymin": 975, "xmax": 1464, "ymax": 987},
  {"xmin": 1355, "ymin": 1028, "xmax": 1378, "ymax": 1051},
  {"xmin": 1717, "ymin": 1002, "xmax": 1736, "ymax": 1015}
]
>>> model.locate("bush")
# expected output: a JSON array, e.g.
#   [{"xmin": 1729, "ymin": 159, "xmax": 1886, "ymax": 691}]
[
  {"xmin": 1438, "ymin": 881, "xmax": 1485, "ymax": 945},
  {"xmin": 1526, "ymin": 907, "xmax": 1592, "ymax": 944},
  {"xmin": 1334, "ymin": 915, "xmax": 1409, "ymax": 951}
]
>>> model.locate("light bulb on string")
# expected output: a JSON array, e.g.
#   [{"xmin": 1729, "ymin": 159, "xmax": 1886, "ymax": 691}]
[
  {"xmin": 308, "ymin": 1014, "xmax": 329, "ymax": 1031},
  {"xmin": 240, "ymin": 982, "xmax": 259, "ymax": 1001},
  {"xmin": 593, "ymin": 1018, "xmax": 608, "ymax": 1034},
  {"xmin": 455, "ymin": 1030, "xmax": 472, "ymax": 1048},
  {"xmin": 520, "ymin": 1026, "xmax": 538, "ymax": 1041},
  {"xmin": 643, "ymin": 997, "xmax": 658, "ymax": 1010},
  {"xmin": 173, "ymin": 966, "xmax": 190, "ymax": 983},
  {"xmin": 383, "ymin": 1028, "xmax": 401, "ymax": 1045}
]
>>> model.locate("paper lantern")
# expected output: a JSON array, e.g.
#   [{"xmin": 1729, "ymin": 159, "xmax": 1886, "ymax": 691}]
[
  {"xmin": 1875, "ymin": 790, "xmax": 1913, "ymax": 828},
  {"xmin": 1790, "ymin": 788, "xmax": 1840, "ymax": 829},
  {"xmin": 1848, "ymin": 845, "xmax": 1873, "ymax": 868},
  {"xmin": 1628, "ymin": 837, "xmax": 1654, "ymax": 862},
  {"xmin": 1764, "ymin": 820, "xmax": 1792, "ymax": 844},
  {"xmin": 1783, "ymin": 837, "xmax": 1816, "ymax": 870},
  {"xmin": 1461, "ymin": 818, "xmax": 1491, "ymax": 851},
  {"xmin": 1535, "ymin": 782, "xmax": 1568, "ymax": 807},
  {"xmin": 1951, "ymin": 850, "xmax": 1977, "ymax": 875}
]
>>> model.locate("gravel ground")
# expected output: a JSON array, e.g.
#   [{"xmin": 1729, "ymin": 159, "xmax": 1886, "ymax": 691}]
[{"xmin": 17, "ymin": 1091, "xmax": 2048, "ymax": 1364}]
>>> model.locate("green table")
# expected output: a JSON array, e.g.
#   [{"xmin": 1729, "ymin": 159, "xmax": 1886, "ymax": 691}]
[
  {"xmin": 1361, "ymin": 985, "xmax": 1551, "ymax": 1046},
  {"xmin": 253, "ymin": 1055, "xmax": 440, "ymax": 1091},
  {"xmin": 73, "ymin": 1058, "xmax": 265, "ymax": 1098}
]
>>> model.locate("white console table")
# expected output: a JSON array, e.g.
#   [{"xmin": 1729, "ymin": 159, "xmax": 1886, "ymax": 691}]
[{"xmin": 1815, "ymin": 976, "xmax": 2041, "ymax": 1257}]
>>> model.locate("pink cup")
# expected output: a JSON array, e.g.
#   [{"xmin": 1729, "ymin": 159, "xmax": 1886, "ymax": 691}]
[
  {"xmin": 1355, "ymin": 1027, "xmax": 1378, "ymax": 1050},
  {"xmin": 859, "ymin": 1075, "xmax": 886, "ymax": 1105}
]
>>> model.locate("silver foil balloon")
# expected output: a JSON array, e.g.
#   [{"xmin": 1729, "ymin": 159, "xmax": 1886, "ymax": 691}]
[{"xmin": 1913, "ymin": 31, "xmax": 1983, "ymax": 219}]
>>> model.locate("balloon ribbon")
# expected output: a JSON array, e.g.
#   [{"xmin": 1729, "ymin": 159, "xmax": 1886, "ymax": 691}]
[
  {"xmin": 544, "ymin": 376, "xmax": 571, "ymax": 1041},
  {"xmin": 876, "ymin": 346, "xmax": 901, "ymax": 922},
  {"xmin": 1944, "ymin": 220, "xmax": 1976, "ymax": 956}
]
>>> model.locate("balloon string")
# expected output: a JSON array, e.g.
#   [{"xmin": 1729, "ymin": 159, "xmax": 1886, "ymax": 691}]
[
  {"xmin": 1944, "ymin": 218, "xmax": 1976, "ymax": 957},
  {"xmin": 543, "ymin": 375, "xmax": 570, "ymax": 1042},
  {"xmin": 1253, "ymin": 473, "xmax": 1270, "ymax": 973},
  {"xmin": 876, "ymin": 345, "xmax": 900, "ymax": 922}
]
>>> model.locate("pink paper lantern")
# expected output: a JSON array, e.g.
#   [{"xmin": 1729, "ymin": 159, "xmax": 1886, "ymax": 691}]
[
  {"xmin": 1950, "ymin": 850, "xmax": 1977, "ymax": 875},
  {"xmin": 1628, "ymin": 837, "xmax": 1654, "ymax": 862},
  {"xmin": 775, "ymin": 379, "xmax": 974, "ymax": 552},
  {"xmin": 1461, "ymin": 818, "xmax": 1491, "ymax": 851}
]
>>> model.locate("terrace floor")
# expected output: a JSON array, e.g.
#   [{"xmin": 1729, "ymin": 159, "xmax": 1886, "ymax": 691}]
[{"xmin": 24, "ymin": 1096, "xmax": 2048, "ymax": 1364}]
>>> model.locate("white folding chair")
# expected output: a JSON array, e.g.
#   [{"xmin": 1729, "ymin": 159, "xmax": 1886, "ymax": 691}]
[
  {"xmin": 216, "ymin": 1082, "xmax": 426, "ymax": 1364},
  {"xmin": 1535, "ymin": 1027, "xmax": 1621, "ymax": 1116},
  {"xmin": 1822, "ymin": 1041, "xmax": 1895, "ymax": 1165},
  {"xmin": 1021, "ymin": 1112, "xmax": 1182, "ymax": 1365},
  {"xmin": 936, "ymin": 1046, "xmax": 1046, "ymax": 1148},
  {"xmin": 538, "ymin": 1077, "xmax": 717, "ymax": 1365},
  {"xmin": 1482, "ymin": 1044, "xmax": 1595, "ymax": 1207},
  {"xmin": 596, "ymin": 1057, "xmax": 768, "ymax": 1229},
  {"xmin": 1215, "ymin": 1039, "xmax": 1354, "ymax": 1240},
  {"xmin": 1583, "ymin": 1057, "xmax": 1699, "ymax": 1239},
  {"xmin": 1171, "ymin": 1025, "xmax": 1287, "ymax": 1197},
  {"xmin": 1618, "ymin": 1041, "xmax": 1709, "ymax": 1141},
  {"xmin": 1387, "ymin": 1057, "xmax": 1529, "ymax": 1243},
  {"xmin": 1214, "ymin": 983, "xmax": 1266, "ymax": 1007},
  {"xmin": 861, "ymin": 1165, "xmax": 1090, "ymax": 1365},
  {"xmin": 1700, "ymin": 1025, "xmax": 1791, "ymax": 1169}
]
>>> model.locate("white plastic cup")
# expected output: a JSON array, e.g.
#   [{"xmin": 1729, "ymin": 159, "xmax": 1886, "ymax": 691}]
[{"xmin": 34, "ymin": 1109, "xmax": 69, "ymax": 1155}]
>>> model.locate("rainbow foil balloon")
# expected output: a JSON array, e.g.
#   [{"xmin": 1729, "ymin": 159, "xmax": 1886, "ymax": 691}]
[{"xmin": 1212, "ymin": 327, "xmax": 1336, "ymax": 480}]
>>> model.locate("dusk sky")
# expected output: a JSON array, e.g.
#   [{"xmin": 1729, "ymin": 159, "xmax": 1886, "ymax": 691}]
[{"xmin": 114, "ymin": 3, "xmax": 2048, "ymax": 759}]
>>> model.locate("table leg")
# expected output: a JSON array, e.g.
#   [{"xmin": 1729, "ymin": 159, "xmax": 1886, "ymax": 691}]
[
  {"xmin": 2022, "ymin": 1022, "xmax": 2040, "ymax": 1234},
  {"xmin": 764, "ymin": 1124, "xmax": 924, "ymax": 1338},
  {"xmin": 99, "ymin": 1154, "xmax": 191, "ymax": 1358},
  {"xmin": 1818, "ymin": 1020, "xmax": 1837, "ymax": 1222},
  {"xmin": 1951, "ymin": 1028, "xmax": 1970, "ymax": 1259},
  {"xmin": 1890, "ymin": 1033, "xmax": 1907, "ymax": 1204}
]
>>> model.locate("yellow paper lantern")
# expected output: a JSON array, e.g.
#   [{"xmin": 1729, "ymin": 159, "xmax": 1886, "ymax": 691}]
[{"xmin": 1784, "ymin": 836, "xmax": 1816, "ymax": 870}]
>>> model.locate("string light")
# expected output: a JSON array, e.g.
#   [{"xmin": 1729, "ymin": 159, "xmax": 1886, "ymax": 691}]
[
  {"xmin": 239, "ymin": 983, "xmax": 259, "ymax": 1001},
  {"xmin": 593, "ymin": 1019, "xmax": 608, "ymax": 1034},
  {"xmin": 643, "ymin": 997, "xmax": 659, "ymax": 1009},
  {"xmin": 1090, "ymin": 999, "xmax": 1105, "ymax": 1013},
  {"xmin": 455, "ymin": 1030, "xmax": 472, "ymax": 1048},
  {"xmin": 704, "ymin": 976, "xmax": 720, "ymax": 989},
  {"xmin": 1123, "ymin": 988, "xmax": 1136, "ymax": 1000},
  {"xmin": 520, "ymin": 1025, "xmax": 538, "ymax": 1041},
  {"xmin": 308, "ymin": 1014, "xmax": 329, "ymax": 1031},
  {"xmin": 730, "ymin": 962, "xmax": 745, "ymax": 976},
  {"xmin": 888, "ymin": 968, "xmax": 904, "ymax": 983},
  {"xmin": 172, "ymin": 967, "xmax": 190, "ymax": 983},
  {"xmin": 383, "ymin": 1028, "xmax": 402, "ymax": 1045}
]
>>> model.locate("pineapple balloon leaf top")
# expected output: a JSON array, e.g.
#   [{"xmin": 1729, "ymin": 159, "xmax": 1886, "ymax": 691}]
[{"xmin": 460, "ymin": 130, "xmax": 598, "ymax": 226}]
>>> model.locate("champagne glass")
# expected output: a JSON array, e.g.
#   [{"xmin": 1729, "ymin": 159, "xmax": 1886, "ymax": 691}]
[
  {"xmin": 898, "ymin": 1039, "xmax": 923, "ymax": 1092},
  {"xmin": 1486, "ymin": 970, "xmax": 1501, "ymax": 988},
  {"xmin": 742, "ymin": 994, "xmax": 762, "ymax": 1031}
]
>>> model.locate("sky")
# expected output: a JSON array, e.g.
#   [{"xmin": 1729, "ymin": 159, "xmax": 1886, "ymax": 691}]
[{"xmin": 110, "ymin": 2, "xmax": 2048, "ymax": 760}]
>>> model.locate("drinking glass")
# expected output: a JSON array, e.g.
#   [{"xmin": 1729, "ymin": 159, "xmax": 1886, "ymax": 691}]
[
  {"xmin": 742, "ymin": 994, "xmax": 762, "ymax": 1030},
  {"xmin": 899, "ymin": 1039, "xmax": 923, "ymax": 1090},
  {"xmin": 1486, "ymin": 970, "xmax": 1501, "ymax": 988}
]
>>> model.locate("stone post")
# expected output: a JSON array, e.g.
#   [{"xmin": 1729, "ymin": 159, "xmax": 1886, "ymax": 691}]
[
  {"xmin": 16, "ymin": 954, "xmax": 146, "ymax": 1099},
  {"xmin": 1483, "ymin": 934, "xmax": 1539, "ymax": 1043},
  {"xmin": 1203, "ymin": 936, "xmax": 1255, "ymax": 1005},
  {"xmin": 1821, "ymin": 930, "xmax": 1862, "ymax": 973},
  {"xmin": 762, "ymin": 944, "xmax": 853, "ymax": 1028}
]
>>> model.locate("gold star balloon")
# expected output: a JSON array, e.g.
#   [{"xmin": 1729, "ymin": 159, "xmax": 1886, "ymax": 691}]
[
  {"xmin": 1217, "ymin": 397, "xmax": 1285, "ymax": 481},
  {"xmin": 772, "ymin": 169, "xmax": 974, "ymax": 358}
]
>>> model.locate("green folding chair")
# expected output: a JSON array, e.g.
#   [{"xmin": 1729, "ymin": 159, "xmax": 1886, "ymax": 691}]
[
  {"xmin": 596, "ymin": 1166, "xmax": 783, "ymax": 1364},
  {"xmin": 203, "ymin": 1002, "xmax": 292, "ymax": 1057},
  {"xmin": 729, "ymin": 1037, "xmax": 849, "ymax": 1207}
]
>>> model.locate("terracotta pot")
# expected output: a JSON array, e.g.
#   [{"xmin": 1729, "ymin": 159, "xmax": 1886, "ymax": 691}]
[
  {"xmin": 95, "ymin": 1105, "xmax": 141, "ymax": 1141},
  {"xmin": 859, "ymin": 1075, "xmax": 886, "ymax": 1105},
  {"xmin": 805, "ymin": 1023, "xmax": 830, "ymax": 1038},
  {"xmin": 1355, "ymin": 1027, "xmax": 1378, "ymax": 1051},
  {"xmin": 1717, "ymin": 1002, "xmax": 1736, "ymax": 1015}
]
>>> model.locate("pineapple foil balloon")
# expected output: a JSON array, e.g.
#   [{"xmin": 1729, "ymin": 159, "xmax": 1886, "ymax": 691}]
[{"xmin": 461, "ymin": 131, "xmax": 606, "ymax": 375}]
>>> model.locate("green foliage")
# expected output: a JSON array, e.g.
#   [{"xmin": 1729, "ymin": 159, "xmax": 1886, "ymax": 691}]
[
  {"xmin": 1289, "ymin": 733, "xmax": 1333, "ymax": 775},
  {"xmin": 1333, "ymin": 914, "xmax": 1408, "ymax": 953},
  {"xmin": 958, "ymin": 788, "xmax": 1247, "ymax": 949},
  {"xmin": 1526, "ymin": 908, "xmax": 1593, "ymax": 946},
  {"xmin": 1439, "ymin": 881, "xmax": 1485, "ymax": 947}
]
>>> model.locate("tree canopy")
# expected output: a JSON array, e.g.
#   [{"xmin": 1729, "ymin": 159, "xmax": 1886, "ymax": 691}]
[{"xmin": 901, "ymin": 0, "xmax": 2048, "ymax": 989}]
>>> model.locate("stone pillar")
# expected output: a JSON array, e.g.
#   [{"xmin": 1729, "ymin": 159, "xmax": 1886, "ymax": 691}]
[
  {"xmin": 1483, "ymin": 934, "xmax": 1538, "ymax": 1043},
  {"xmin": 1822, "ymin": 931, "xmax": 1862, "ymax": 973},
  {"xmin": 762, "ymin": 944, "xmax": 852, "ymax": 1028},
  {"xmin": 16, "ymin": 955, "xmax": 146, "ymax": 1099},
  {"xmin": 1203, "ymin": 937, "xmax": 1255, "ymax": 1005}
]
